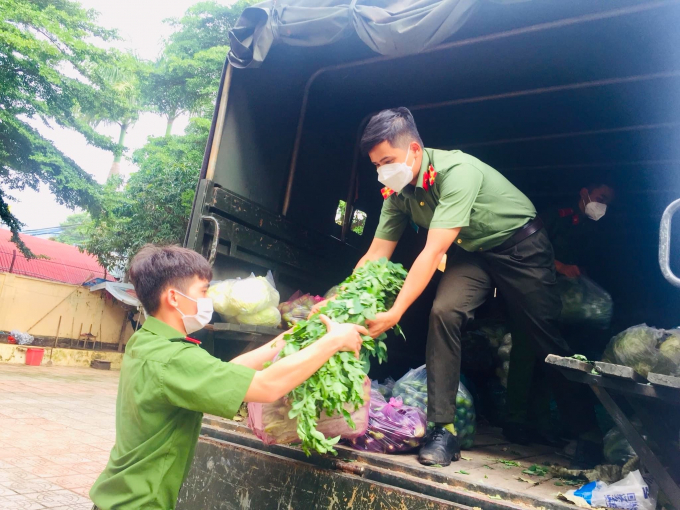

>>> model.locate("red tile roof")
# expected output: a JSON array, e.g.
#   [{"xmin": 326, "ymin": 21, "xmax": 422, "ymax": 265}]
[{"xmin": 0, "ymin": 229, "xmax": 114, "ymax": 285}]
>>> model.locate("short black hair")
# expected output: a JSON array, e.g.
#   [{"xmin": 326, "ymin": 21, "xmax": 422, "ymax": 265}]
[
  {"xmin": 129, "ymin": 245, "xmax": 213, "ymax": 314},
  {"xmin": 360, "ymin": 107, "xmax": 424, "ymax": 155}
]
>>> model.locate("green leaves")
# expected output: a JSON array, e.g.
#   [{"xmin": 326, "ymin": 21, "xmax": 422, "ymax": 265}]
[{"xmin": 279, "ymin": 258, "xmax": 407, "ymax": 455}]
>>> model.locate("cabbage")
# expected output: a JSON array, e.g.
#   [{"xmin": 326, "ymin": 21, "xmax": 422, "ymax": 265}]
[
  {"xmin": 207, "ymin": 280, "xmax": 239, "ymax": 317},
  {"xmin": 209, "ymin": 273, "xmax": 280, "ymax": 320},
  {"xmin": 602, "ymin": 324, "xmax": 664, "ymax": 377},
  {"xmin": 237, "ymin": 306, "xmax": 281, "ymax": 327},
  {"xmin": 653, "ymin": 330, "xmax": 680, "ymax": 376},
  {"xmin": 231, "ymin": 277, "xmax": 279, "ymax": 315}
]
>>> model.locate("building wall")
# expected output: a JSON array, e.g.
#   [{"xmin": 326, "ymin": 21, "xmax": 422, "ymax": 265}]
[
  {"xmin": 0, "ymin": 344, "xmax": 124, "ymax": 370},
  {"xmin": 0, "ymin": 272, "xmax": 135, "ymax": 346}
]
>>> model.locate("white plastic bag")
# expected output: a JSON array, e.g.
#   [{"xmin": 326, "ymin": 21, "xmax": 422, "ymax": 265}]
[
  {"xmin": 568, "ymin": 470, "xmax": 656, "ymax": 510},
  {"xmin": 208, "ymin": 271, "xmax": 280, "ymax": 322}
]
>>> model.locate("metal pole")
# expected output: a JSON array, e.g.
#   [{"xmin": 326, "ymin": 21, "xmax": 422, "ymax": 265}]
[
  {"xmin": 206, "ymin": 64, "xmax": 233, "ymax": 182},
  {"xmin": 8, "ymin": 249, "xmax": 16, "ymax": 273}
]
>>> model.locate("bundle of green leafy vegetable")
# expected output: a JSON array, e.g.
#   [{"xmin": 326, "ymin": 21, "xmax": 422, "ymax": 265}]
[{"xmin": 277, "ymin": 258, "xmax": 408, "ymax": 455}]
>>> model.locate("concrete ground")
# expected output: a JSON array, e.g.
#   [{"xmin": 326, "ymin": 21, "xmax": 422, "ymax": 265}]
[{"xmin": 0, "ymin": 363, "xmax": 119, "ymax": 510}]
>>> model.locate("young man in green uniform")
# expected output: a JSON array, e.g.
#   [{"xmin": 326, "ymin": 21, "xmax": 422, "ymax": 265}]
[
  {"xmin": 505, "ymin": 184, "xmax": 615, "ymax": 446},
  {"xmin": 350, "ymin": 107, "xmax": 595, "ymax": 466},
  {"xmin": 90, "ymin": 245, "xmax": 367, "ymax": 510}
]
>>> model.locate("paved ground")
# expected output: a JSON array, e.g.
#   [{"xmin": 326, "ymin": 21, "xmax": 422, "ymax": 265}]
[{"xmin": 0, "ymin": 363, "xmax": 119, "ymax": 510}]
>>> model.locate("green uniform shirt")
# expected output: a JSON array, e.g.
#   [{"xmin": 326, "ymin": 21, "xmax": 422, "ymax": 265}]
[
  {"xmin": 374, "ymin": 148, "xmax": 536, "ymax": 251},
  {"xmin": 90, "ymin": 317, "xmax": 255, "ymax": 510}
]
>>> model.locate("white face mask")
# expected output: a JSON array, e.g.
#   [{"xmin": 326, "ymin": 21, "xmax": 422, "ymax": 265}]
[
  {"xmin": 584, "ymin": 192, "xmax": 607, "ymax": 221},
  {"xmin": 377, "ymin": 148, "xmax": 415, "ymax": 193},
  {"xmin": 174, "ymin": 290, "xmax": 213, "ymax": 335}
]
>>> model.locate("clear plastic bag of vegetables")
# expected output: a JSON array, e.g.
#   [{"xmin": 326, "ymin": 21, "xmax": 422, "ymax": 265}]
[
  {"xmin": 603, "ymin": 425, "xmax": 638, "ymax": 465},
  {"xmin": 602, "ymin": 324, "xmax": 665, "ymax": 377},
  {"xmin": 208, "ymin": 271, "xmax": 280, "ymax": 322},
  {"xmin": 557, "ymin": 275, "xmax": 613, "ymax": 328},
  {"xmin": 248, "ymin": 377, "xmax": 371, "ymax": 445},
  {"xmin": 279, "ymin": 291, "xmax": 324, "ymax": 326},
  {"xmin": 653, "ymin": 329, "xmax": 680, "ymax": 376},
  {"xmin": 392, "ymin": 365, "xmax": 477, "ymax": 449},
  {"xmin": 346, "ymin": 387, "xmax": 427, "ymax": 454}
]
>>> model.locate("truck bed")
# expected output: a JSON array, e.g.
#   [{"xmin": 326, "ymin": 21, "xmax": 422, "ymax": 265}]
[{"xmin": 177, "ymin": 415, "xmax": 578, "ymax": 510}]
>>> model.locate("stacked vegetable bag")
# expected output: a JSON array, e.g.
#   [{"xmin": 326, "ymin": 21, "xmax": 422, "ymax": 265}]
[
  {"xmin": 602, "ymin": 324, "xmax": 680, "ymax": 377},
  {"xmin": 248, "ymin": 378, "xmax": 371, "ymax": 445},
  {"xmin": 346, "ymin": 384, "xmax": 427, "ymax": 453},
  {"xmin": 557, "ymin": 275, "xmax": 613, "ymax": 329},
  {"xmin": 278, "ymin": 291, "xmax": 324, "ymax": 326},
  {"xmin": 208, "ymin": 272, "xmax": 281, "ymax": 326},
  {"xmin": 248, "ymin": 258, "xmax": 408, "ymax": 455},
  {"xmin": 392, "ymin": 365, "xmax": 477, "ymax": 449}
]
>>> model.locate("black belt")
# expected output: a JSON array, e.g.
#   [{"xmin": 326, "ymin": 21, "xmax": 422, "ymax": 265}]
[{"xmin": 491, "ymin": 217, "xmax": 544, "ymax": 253}]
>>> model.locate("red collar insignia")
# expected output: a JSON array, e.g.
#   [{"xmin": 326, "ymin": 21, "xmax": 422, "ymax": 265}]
[
  {"xmin": 184, "ymin": 337, "xmax": 201, "ymax": 345},
  {"xmin": 558, "ymin": 208, "xmax": 574, "ymax": 217},
  {"xmin": 423, "ymin": 164, "xmax": 437, "ymax": 191},
  {"xmin": 381, "ymin": 187, "xmax": 395, "ymax": 200}
]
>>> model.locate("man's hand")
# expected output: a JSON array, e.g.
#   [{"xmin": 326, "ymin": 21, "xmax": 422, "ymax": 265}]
[
  {"xmin": 365, "ymin": 309, "xmax": 400, "ymax": 339},
  {"xmin": 555, "ymin": 260, "xmax": 581, "ymax": 278},
  {"xmin": 309, "ymin": 296, "xmax": 334, "ymax": 318},
  {"xmin": 318, "ymin": 314, "xmax": 367, "ymax": 358}
]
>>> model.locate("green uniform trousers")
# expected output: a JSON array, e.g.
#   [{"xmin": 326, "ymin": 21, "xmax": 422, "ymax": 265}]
[{"xmin": 426, "ymin": 228, "xmax": 597, "ymax": 437}]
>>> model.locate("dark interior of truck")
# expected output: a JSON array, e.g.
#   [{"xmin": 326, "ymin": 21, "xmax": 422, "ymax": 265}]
[{"xmin": 196, "ymin": 0, "xmax": 680, "ymax": 394}]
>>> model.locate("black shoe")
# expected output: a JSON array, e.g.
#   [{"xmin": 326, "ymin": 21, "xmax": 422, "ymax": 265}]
[{"xmin": 418, "ymin": 426, "xmax": 461, "ymax": 467}]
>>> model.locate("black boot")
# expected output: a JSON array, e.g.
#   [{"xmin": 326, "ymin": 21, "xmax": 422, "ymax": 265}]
[{"xmin": 418, "ymin": 426, "xmax": 461, "ymax": 467}]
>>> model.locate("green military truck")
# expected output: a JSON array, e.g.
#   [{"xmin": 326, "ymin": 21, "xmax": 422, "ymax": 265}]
[{"xmin": 179, "ymin": 1, "xmax": 680, "ymax": 508}]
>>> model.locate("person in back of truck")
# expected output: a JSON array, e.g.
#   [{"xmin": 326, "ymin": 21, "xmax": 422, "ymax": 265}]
[
  {"xmin": 315, "ymin": 107, "xmax": 601, "ymax": 467},
  {"xmin": 90, "ymin": 245, "xmax": 367, "ymax": 510},
  {"xmin": 505, "ymin": 183, "xmax": 616, "ymax": 447}
]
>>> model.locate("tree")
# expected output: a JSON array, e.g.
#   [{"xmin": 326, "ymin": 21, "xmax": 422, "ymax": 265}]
[
  {"xmin": 0, "ymin": 0, "xmax": 118, "ymax": 256},
  {"xmin": 51, "ymin": 212, "xmax": 92, "ymax": 247},
  {"xmin": 86, "ymin": 53, "xmax": 147, "ymax": 177},
  {"xmin": 141, "ymin": 0, "xmax": 257, "ymax": 134},
  {"xmin": 83, "ymin": 118, "xmax": 210, "ymax": 271}
]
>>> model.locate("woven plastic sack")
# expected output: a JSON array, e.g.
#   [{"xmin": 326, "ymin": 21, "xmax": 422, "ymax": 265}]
[
  {"xmin": 557, "ymin": 275, "xmax": 613, "ymax": 328},
  {"xmin": 602, "ymin": 324, "xmax": 665, "ymax": 377},
  {"xmin": 248, "ymin": 377, "xmax": 370, "ymax": 445},
  {"xmin": 279, "ymin": 291, "xmax": 323, "ymax": 325},
  {"xmin": 208, "ymin": 271, "xmax": 280, "ymax": 321},
  {"xmin": 347, "ymin": 387, "xmax": 427, "ymax": 454},
  {"xmin": 392, "ymin": 364, "xmax": 476, "ymax": 449}
]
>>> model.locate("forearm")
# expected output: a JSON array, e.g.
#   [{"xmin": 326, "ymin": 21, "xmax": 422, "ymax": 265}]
[
  {"xmin": 356, "ymin": 238, "xmax": 397, "ymax": 269},
  {"xmin": 244, "ymin": 335, "xmax": 339, "ymax": 403},
  {"xmin": 391, "ymin": 248, "xmax": 445, "ymax": 317},
  {"xmin": 230, "ymin": 333, "xmax": 286, "ymax": 370}
]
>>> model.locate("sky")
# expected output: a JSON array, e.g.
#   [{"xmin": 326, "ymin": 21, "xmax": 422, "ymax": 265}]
[{"xmin": 9, "ymin": 0, "xmax": 224, "ymax": 232}]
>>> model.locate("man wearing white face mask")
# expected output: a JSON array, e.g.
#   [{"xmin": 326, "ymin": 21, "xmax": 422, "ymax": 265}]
[
  {"xmin": 91, "ymin": 245, "xmax": 368, "ymax": 510},
  {"xmin": 320, "ymin": 107, "xmax": 600, "ymax": 467},
  {"xmin": 541, "ymin": 184, "xmax": 616, "ymax": 278}
]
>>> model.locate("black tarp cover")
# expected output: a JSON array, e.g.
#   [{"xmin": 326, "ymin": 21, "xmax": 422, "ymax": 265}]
[{"xmin": 228, "ymin": 0, "xmax": 526, "ymax": 68}]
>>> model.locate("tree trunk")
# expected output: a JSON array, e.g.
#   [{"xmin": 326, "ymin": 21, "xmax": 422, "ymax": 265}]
[
  {"xmin": 165, "ymin": 116, "xmax": 176, "ymax": 137},
  {"xmin": 108, "ymin": 123, "xmax": 129, "ymax": 179}
]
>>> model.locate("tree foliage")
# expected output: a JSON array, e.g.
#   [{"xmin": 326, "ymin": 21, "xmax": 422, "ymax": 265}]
[
  {"xmin": 82, "ymin": 118, "xmax": 210, "ymax": 271},
  {"xmin": 52, "ymin": 211, "xmax": 92, "ymax": 247},
  {"xmin": 0, "ymin": 0, "xmax": 118, "ymax": 255}
]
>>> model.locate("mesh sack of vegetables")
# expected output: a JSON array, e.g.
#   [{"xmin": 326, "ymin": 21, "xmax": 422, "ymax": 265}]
[
  {"xmin": 653, "ymin": 329, "xmax": 680, "ymax": 376},
  {"xmin": 346, "ymin": 387, "xmax": 427, "ymax": 454},
  {"xmin": 208, "ymin": 271, "xmax": 280, "ymax": 320},
  {"xmin": 557, "ymin": 275, "xmax": 613, "ymax": 329},
  {"xmin": 602, "ymin": 324, "xmax": 665, "ymax": 377},
  {"xmin": 250, "ymin": 258, "xmax": 407, "ymax": 455},
  {"xmin": 392, "ymin": 365, "xmax": 477, "ymax": 449},
  {"xmin": 248, "ymin": 377, "xmax": 371, "ymax": 446},
  {"xmin": 279, "ymin": 291, "xmax": 324, "ymax": 326}
]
